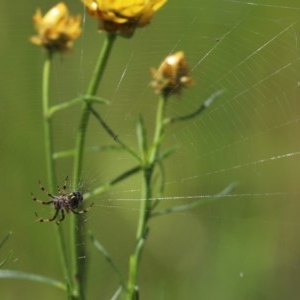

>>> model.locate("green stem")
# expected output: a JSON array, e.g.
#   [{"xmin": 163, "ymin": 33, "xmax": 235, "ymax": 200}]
[
  {"xmin": 148, "ymin": 96, "xmax": 167, "ymax": 164},
  {"xmin": 42, "ymin": 53, "xmax": 72, "ymax": 294},
  {"xmin": 126, "ymin": 172, "xmax": 151, "ymax": 300},
  {"xmin": 43, "ymin": 53, "xmax": 55, "ymax": 190},
  {"xmin": 72, "ymin": 33, "xmax": 116, "ymax": 185},
  {"xmin": 126, "ymin": 96, "xmax": 167, "ymax": 300},
  {"xmin": 70, "ymin": 33, "xmax": 116, "ymax": 299}
]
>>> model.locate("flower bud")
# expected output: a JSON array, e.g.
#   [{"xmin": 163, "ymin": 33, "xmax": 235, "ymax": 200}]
[
  {"xmin": 30, "ymin": 3, "xmax": 81, "ymax": 53},
  {"xmin": 151, "ymin": 51, "xmax": 194, "ymax": 97}
]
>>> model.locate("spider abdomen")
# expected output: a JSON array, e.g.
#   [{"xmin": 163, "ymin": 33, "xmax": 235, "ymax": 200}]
[{"xmin": 68, "ymin": 191, "xmax": 83, "ymax": 209}]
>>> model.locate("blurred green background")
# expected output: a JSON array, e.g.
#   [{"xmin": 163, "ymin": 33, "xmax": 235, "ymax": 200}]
[{"xmin": 1, "ymin": 0, "xmax": 300, "ymax": 299}]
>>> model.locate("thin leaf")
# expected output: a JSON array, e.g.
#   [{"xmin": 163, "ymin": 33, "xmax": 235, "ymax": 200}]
[
  {"xmin": 53, "ymin": 144, "xmax": 125, "ymax": 160},
  {"xmin": 110, "ymin": 285, "xmax": 123, "ymax": 300},
  {"xmin": 53, "ymin": 149, "xmax": 75, "ymax": 159},
  {"xmin": 89, "ymin": 232, "xmax": 126, "ymax": 289},
  {"xmin": 48, "ymin": 97, "xmax": 82, "ymax": 117},
  {"xmin": 0, "ymin": 251, "xmax": 12, "ymax": 269},
  {"xmin": 136, "ymin": 115, "xmax": 148, "ymax": 161},
  {"xmin": 151, "ymin": 161, "xmax": 166, "ymax": 210},
  {"xmin": 0, "ymin": 270, "xmax": 66, "ymax": 290},
  {"xmin": 90, "ymin": 106, "xmax": 141, "ymax": 162},
  {"xmin": 0, "ymin": 232, "xmax": 12, "ymax": 249},
  {"xmin": 48, "ymin": 95, "xmax": 110, "ymax": 117},
  {"xmin": 82, "ymin": 95, "xmax": 110, "ymax": 105},
  {"xmin": 84, "ymin": 165, "xmax": 142, "ymax": 200},
  {"xmin": 156, "ymin": 146, "xmax": 177, "ymax": 162},
  {"xmin": 89, "ymin": 145, "xmax": 124, "ymax": 153},
  {"xmin": 150, "ymin": 182, "xmax": 238, "ymax": 218},
  {"xmin": 166, "ymin": 90, "xmax": 224, "ymax": 124},
  {"xmin": 0, "ymin": 232, "xmax": 12, "ymax": 268}
]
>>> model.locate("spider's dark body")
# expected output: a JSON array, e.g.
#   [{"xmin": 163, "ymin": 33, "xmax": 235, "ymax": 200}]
[
  {"xmin": 53, "ymin": 191, "xmax": 83, "ymax": 211},
  {"xmin": 31, "ymin": 176, "xmax": 93, "ymax": 224},
  {"xmin": 69, "ymin": 191, "xmax": 83, "ymax": 209}
]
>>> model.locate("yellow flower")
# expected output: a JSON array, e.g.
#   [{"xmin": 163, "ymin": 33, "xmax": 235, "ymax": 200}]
[
  {"xmin": 151, "ymin": 51, "xmax": 194, "ymax": 97},
  {"xmin": 30, "ymin": 3, "xmax": 82, "ymax": 53},
  {"xmin": 82, "ymin": 0, "xmax": 167, "ymax": 37}
]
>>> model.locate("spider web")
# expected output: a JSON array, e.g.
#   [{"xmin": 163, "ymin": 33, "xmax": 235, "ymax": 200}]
[
  {"xmin": 74, "ymin": 1, "xmax": 300, "ymax": 299},
  {"xmin": 1, "ymin": 0, "xmax": 300, "ymax": 299}
]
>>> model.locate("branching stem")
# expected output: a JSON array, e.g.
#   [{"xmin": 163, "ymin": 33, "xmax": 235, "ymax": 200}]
[
  {"xmin": 42, "ymin": 52, "xmax": 72, "ymax": 294},
  {"xmin": 126, "ymin": 96, "xmax": 167, "ymax": 300},
  {"xmin": 70, "ymin": 33, "xmax": 116, "ymax": 299}
]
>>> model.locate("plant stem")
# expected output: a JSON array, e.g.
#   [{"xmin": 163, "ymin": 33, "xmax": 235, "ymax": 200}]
[
  {"xmin": 42, "ymin": 52, "xmax": 72, "ymax": 294},
  {"xmin": 72, "ymin": 33, "xmax": 116, "ymax": 185},
  {"xmin": 148, "ymin": 96, "xmax": 167, "ymax": 164},
  {"xmin": 126, "ymin": 96, "xmax": 167, "ymax": 300},
  {"xmin": 43, "ymin": 53, "xmax": 55, "ymax": 190},
  {"xmin": 70, "ymin": 33, "xmax": 116, "ymax": 299}
]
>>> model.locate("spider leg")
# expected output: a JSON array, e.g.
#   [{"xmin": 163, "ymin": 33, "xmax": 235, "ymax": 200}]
[
  {"xmin": 31, "ymin": 193, "xmax": 54, "ymax": 205},
  {"xmin": 62, "ymin": 176, "xmax": 68, "ymax": 196},
  {"xmin": 57, "ymin": 185, "xmax": 62, "ymax": 196},
  {"xmin": 56, "ymin": 210, "xmax": 65, "ymax": 225},
  {"xmin": 38, "ymin": 180, "xmax": 55, "ymax": 198},
  {"xmin": 35, "ymin": 208, "xmax": 60, "ymax": 223},
  {"xmin": 57, "ymin": 176, "xmax": 68, "ymax": 196},
  {"xmin": 71, "ymin": 202, "xmax": 94, "ymax": 215}
]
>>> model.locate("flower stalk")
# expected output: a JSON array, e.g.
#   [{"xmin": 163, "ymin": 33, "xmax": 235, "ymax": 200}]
[
  {"xmin": 42, "ymin": 52, "xmax": 72, "ymax": 294},
  {"xmin": 125, "ymin": 50, "xmax": 197, "ymax": 298},
  {"xmin": 126, "ymin": 96, "xmax": 167, "ymax": 300},
  {"xmin": 70, "ymin": 33, "xmax": 116, "ymax": 299}
]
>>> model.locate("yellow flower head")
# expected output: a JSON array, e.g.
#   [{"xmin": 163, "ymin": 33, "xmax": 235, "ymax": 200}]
[
  {"xmin": 30, "ymin": 3, "xmax": 82, "ymax": 53},
  {"xmin": 151, "ymin": 51, "xmax": 194, "ymax": 97},
  {"xmin": 82, "ymin": 0, "xmax": 167, "ymax": 37}
]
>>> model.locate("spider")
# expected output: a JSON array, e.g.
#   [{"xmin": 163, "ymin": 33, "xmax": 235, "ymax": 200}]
[{"xmin": 31, "ymin": 176, "xmax": 94, "ymax": 224}]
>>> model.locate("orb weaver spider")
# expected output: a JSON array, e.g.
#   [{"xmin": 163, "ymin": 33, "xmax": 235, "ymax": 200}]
[{"xmin": 31, "ymin": 176, "xmax": 94, "ymax": 224}]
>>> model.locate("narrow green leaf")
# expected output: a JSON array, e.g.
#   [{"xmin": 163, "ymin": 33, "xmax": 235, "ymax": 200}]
[
  {"xmin": 0, "ymin": 270, "xmax": 66, "ymax": 290},
  {"xmin": 84, "ymin": 165, "xmax": 142, "ymax": 200},
  {"xmin": 48, "ymin": 97, "xmax": 82, "ymax": 117},
  {"xmin": 0, "ymin": 232, "xmax": 12, "ymax": 249},
  {"xmin": 82, "ymin": 95, "xmax": 110, "ymax": 105},
  {"xmin": 0, "ymin": 252, "xmax": 12, "ymax": 269},
  {"xmin": 53, "ymin": 144, "xmax": 125, "ymax": 160},
  {"xmin": 0, "ymin": 232, "xmax": 12, "ymax": 268},
  {"xmin": 151, "ymin": 182, "xmax": 238, "ymax": 218},
  {"xmin": 167, "ymin": 89, "xmax": 224, "ymax": 124},
  {"xmin": 48, "ymin": 95, "xmax": 110, "ymax": 118},
  {"xmin": 110, "ymin": 285, "xmax": 123, "ymax": 300},
  {"xmin": 89, "ymin": 144, "xmax": 124, "ymax": 153},
  {"xmin": 136, "ymin": 115, "xmax": 148, "ymax": 161},
  {"xmin": 89, "ymin": 232, "xmax": 126, "ymax": 289},
  {"xmin": 90, "ymin": 107, "xmax": 141, "ymax": 161},
  {"xmin": 156, "ymin": 146, "xmax": 177, "ymax": 162},
  {"xmin": 53, "ymin": 149, "xmax": 75, "ymax": 159}
]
